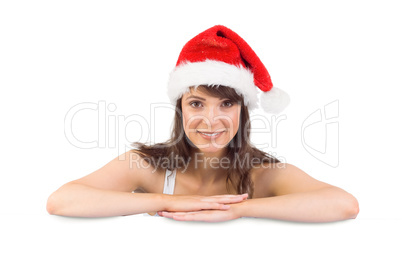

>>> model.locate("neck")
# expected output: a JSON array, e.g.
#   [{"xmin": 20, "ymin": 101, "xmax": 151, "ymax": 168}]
[{"xmin": 186, "ymin": 149, "xmax": 229, "ymax": 186}]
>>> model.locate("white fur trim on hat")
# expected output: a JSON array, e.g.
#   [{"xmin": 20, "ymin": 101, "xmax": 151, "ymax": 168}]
[
  {"xmin": 259, "ymin": 87, "xmax": 290, "ymax": 114},
  {"xmin": 167, "ymin": 60, "xmax": 259, "ymax": 110}
]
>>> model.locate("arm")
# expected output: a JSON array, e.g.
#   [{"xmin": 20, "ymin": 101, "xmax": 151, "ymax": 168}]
[
  {"xmin": 235, "ymin": 163, "xmax": 359, "ymax": 222},
  {"xmin": 159, "ymin": 164, "xmax": 359, "ymax": 223},
  {"xmin": 46, "ymin": 150, "xmax": 167, "ymax": 217},
  {"xmin": 47, "ymin": 150, "xmax": 245, "ymax": 217},
  {"xmin": 47, "ymin": 183, "xmax": 168, "ymax": 217},
  {"xmin": 234, "ymin": 187, "xmax": 359, "ymax": 222}
]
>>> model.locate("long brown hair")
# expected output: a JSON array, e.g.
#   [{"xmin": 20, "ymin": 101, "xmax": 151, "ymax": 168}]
[{"xmin": 131, "ymin": 85, "xmax": 280, "ymax": 198}]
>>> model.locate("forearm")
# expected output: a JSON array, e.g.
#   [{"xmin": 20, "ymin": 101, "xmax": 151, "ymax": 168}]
[
  {"xmin": 235, "ymin": 187, "xmax": 359, "ymax": 223},
  {"xmin": 47, "ymin": 183, "xmax": 168, "ymax": 217}
]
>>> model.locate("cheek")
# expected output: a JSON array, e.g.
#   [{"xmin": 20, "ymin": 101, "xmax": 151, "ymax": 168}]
[
  {"xmin": 182, "ymin": 110, "xmax": 200, "ymax": 133},
  {"xmin": 230, "ymin": 115, "xmax": 240, "ymax": 134},
  {"xmin": 225, "ymin": 109, "xmax": 241, "ymax": 133}
]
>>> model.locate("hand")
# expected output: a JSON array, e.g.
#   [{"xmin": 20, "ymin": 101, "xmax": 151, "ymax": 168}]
[
  {"xmin": 158, "ymin": 202, "xmax": 244, "ymax": 222},
  {"xmin": 164, "ymin": 193, "xmax": 248, "ymax": 213}
]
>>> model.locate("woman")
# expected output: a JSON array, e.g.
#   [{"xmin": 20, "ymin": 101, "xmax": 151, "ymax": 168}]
[{"xmin": 47, "ymin": 25, "xmax": 359, "ymax": 222}]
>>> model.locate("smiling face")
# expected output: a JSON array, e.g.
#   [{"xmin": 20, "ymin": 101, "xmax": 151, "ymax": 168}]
[{"xmin": 181, "ymin": 86, "xmax": 242, "ymax": 155}]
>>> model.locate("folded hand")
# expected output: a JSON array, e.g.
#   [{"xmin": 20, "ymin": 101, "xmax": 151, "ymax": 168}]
[{"xmin": 158, "ymin": 200, "xmax": 245, "ymax": 222}]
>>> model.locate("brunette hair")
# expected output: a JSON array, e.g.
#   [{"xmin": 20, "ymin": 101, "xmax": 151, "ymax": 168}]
[{"xmin": 131, "ymin": 85, "xmax": 280, "ymax": 198}]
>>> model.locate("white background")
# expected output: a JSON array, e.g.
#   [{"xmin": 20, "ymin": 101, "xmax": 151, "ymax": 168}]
[{"xmin": 1, "ymin": 0, "xmax": 401, "ymax": 267}]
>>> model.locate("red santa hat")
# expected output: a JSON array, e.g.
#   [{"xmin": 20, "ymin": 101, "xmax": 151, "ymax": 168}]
[{"xmin": 167, "ymin": 25, "xmax": 290, "ymax": 113}]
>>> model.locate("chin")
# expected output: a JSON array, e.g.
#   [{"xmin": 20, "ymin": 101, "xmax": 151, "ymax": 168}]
[
  {"xmin": 198, "ymin": 147, "xmax": 224, "ymax": 153},
  {"xmin": 185, "ymin": 131, "xmax": 233, "ymax": 155},
  {"xmin": 194, "ymin": 143, "xmax": 229, "ymax": 155}
]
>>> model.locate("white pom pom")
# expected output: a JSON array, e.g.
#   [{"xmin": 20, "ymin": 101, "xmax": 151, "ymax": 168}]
[{"xmin": 259, "ymin": 87, "xmax": 290, "ymax": 114}]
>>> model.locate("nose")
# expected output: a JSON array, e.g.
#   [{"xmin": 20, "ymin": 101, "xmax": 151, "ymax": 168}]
[
  {"xmin": 204, "ymin": 106, "xmax": 220, "ymax": 125},
  {"xmin": 201, "ymin": 106, "xmax": 231, "ymax": 132}
]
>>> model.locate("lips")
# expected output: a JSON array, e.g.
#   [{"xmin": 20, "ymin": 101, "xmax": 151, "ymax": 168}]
[
  {"xmin": 197, "ymin": 130, "xmax": 225, "ymax": 140},
  {"xmin": 197, "ymin": 130, "xmax": 223, "ymax": 135}
]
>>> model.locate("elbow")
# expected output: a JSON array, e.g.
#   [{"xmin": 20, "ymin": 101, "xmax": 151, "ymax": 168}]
[
  {"xmin": 344, "ymin": 193, "xmax": 359, "ymax": 220},
  {"xmin": 46, "ymin": 183, "xmax": 74, "ymax": 216},
  {"xmin": 46, "ymin": 192, "xmax": 60, "ymax": 215}
]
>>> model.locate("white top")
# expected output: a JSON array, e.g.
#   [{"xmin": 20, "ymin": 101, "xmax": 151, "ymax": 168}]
[
  {"xmin": 141, "ymin": 169, "xmax": 176, "ymax": 217},
  {"xmin": 162, "ymin": 169, "xmax": 177, "ymax": 195}
]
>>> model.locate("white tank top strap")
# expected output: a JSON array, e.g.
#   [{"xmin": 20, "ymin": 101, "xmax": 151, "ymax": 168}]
[
  {"xmin": 163, "ymin": 169, "xmax": 176, "ymax": 195},
  {"xmin": 144, "ymin": 168, "xmax": 176, "ymax": 217}
]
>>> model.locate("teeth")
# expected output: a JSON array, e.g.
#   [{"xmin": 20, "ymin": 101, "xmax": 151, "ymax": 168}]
[{"xmin": 200, "ymin": 132, "xmax": 220, "ymax": 136}]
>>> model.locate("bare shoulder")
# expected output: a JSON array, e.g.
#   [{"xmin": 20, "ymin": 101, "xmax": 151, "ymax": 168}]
[
  {"xmin": 124, "ymin": 149, "xmax": 164, "ymax": 179},
  {"xmin": 251, "ymin": 163, "xmax": 333, "ymax": 197},
  {"xmin": 250, "ymin": 162, "xmax": 287, "ymax": 198},
  {"xmin": 69, "ymin": 149, "xmax": 163, "ymax": 193},
  {"xmin": 127, "ymin": 149, "xmax": 165, "ymax": 192}
]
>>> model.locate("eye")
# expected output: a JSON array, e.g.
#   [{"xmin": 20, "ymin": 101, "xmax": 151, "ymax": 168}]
[
  {"xmin": 222, "ymin": 100, "xmax": 234, "ymax": 107},
  {"xmin": 190, "ymin": 101, "xmax": 202, "ymax": 108}
]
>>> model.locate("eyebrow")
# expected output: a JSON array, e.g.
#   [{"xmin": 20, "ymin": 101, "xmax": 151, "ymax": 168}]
[{"xmin": 185, "ymin": 95, "xmax": 226, "ymax": 101}]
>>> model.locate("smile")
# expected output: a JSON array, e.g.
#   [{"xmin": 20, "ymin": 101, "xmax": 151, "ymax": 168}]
[{"xmin": 196, "ymin": 130, "xmax": 225, "ymax": 138}]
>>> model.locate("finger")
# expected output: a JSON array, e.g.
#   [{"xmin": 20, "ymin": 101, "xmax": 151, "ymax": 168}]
[
  {"xmin": 172, "ymin": 211, "xmax": 224, "ymax": 222},
  {"xmin": 204, "ymin": 195, "xmax": 247, "ymax": 204},
  {"xmin": 162, "ymin": 210, "xmax": 229, "ymax": 222},
  {"xmin": 158, "ymin": 211, "xmax": 173, "ymax": 218},
  {"xmin": 171, "ymin": 212, "xmax": 204, "ymax": 222},
  {"xmin": 209, "ymin": 194, "xmax": 242, "ymax": 198},
  {"xmin": 172, "ymin": 214, "xmax": 192, "ymax": 221},
  {"xmin": 209, "ymin": 194, "xmax": 248, "ymax": 199},
  {"xmin": 199, "ymin": 202, "xmax": 230, "ymax": 211},
  {"xmin": 158, "ymin": 211, "xmax": 177, "ymax": 219},
  {"xmin": 160, "ymin": 211, "xmax": 194, "ymax": 219}
]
